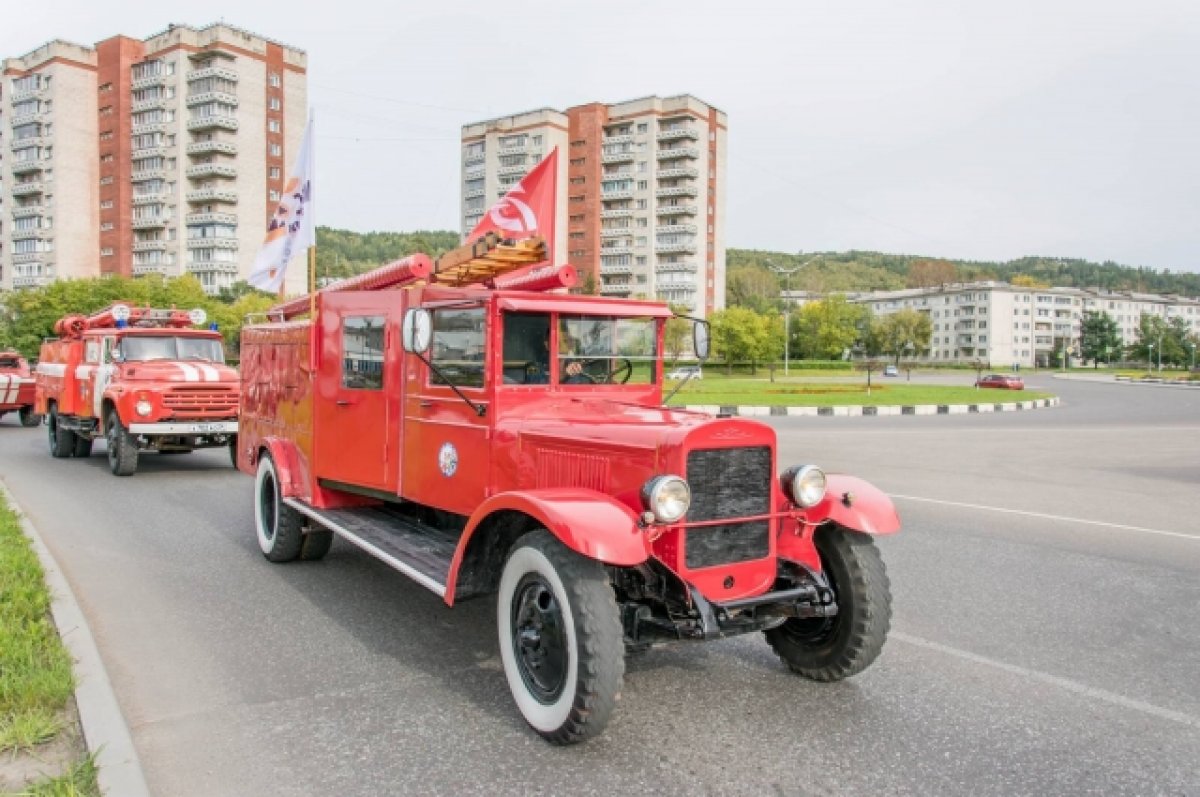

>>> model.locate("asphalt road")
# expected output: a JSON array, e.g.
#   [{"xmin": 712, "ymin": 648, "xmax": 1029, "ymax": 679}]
[{"xmin": 1, "ymin": 375, "xmax": 1197, "ymax": 796}]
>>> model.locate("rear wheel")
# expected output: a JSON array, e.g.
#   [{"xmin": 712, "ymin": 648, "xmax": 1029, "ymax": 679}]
[
  {"xmin": 764, "ymin": 526, "xmax": 891, "ymax": 681},
  {"xmin": 300, "ymin": 529, "xmax": 334, "ymax": 561},
  {"xmin": 72, "ymin": 434, "xmax": 93, "ymax": 458},
  {"xmin": 105, "ymin": 411, "xmax": 138, "ymax": 476},
  {"xmin": 254, "ymin": 453, "xmax": 305, "ymax": 562},
  {"xmin": 497, "ymin": 530, "xmax": 624, "ymax": 744},
  {"xmin": 48, "ymin": 407, "xmax": 74, "ymax": 459},
  {"xmin": 19, "ymin": 407, "xmax": 41, "ymax": 428}
]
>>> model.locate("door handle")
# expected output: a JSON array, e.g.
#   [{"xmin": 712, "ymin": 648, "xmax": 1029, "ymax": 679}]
[
  {"xmin": 419, "ymin": 401, "xmax": 433, "ymax": 408},
  {"xmin": 336, "ymin": 400, "xmax": 351, "ymax": 406}
]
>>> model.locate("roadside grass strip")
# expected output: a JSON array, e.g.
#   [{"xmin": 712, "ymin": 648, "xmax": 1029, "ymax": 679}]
[
  {"xmin": 19, "ymin": 755, "xmax": 100, "ymax": 797},
  {"xmin": 665, "ymin": 378, "xmax": 1054, "ymax": 407}
]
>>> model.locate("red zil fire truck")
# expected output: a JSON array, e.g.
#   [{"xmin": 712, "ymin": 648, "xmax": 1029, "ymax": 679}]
[
  {"xmin": 35, "ymin": 303, "xmax": 239, "ymax": 476},
  {"xmin": 238, "ymin": 238, "xmax": 900, "ymax": 744},
  {"xmin": 0, "ymin": 350, "xmax": 41, "ymax": 427}
]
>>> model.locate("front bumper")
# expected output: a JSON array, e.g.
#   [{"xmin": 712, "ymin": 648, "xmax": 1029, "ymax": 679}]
[{"xmin": 128, "ymin": 421, "xmax": 238, "ymax": 435}]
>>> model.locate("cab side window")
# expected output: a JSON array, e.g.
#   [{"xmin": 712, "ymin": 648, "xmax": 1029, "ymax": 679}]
[
  {"xmin": 342, "ymin": 316, "xmax": 385, "ymax": 390},
  {"xmin": 430, "ymin": 307, "xmax": 486, "ymax": 388}
]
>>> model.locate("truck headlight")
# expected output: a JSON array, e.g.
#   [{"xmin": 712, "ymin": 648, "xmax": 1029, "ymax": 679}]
[
  {"xmin": 781, "ymin": 465, "xmax": 827, "ymax": 508},
  {"xmin": 641, "ymin": 475, "xmax": 691, "ymax": 523},
  {"xmin": 136, "ymin": 400, "xmax": 153, "ymax": 417}
]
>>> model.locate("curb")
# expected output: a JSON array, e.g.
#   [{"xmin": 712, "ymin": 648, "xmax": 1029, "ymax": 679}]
[
  {"xmin": 683, "ymin": 397, "xmax": 1061, "ymax": 417},
  {"xmin": 0, "ymin": 480, "xmax": 151, "ymax": 797}
]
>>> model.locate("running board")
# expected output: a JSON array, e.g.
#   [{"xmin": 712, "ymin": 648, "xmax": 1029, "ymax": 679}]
[{"xmin": 283, "ymin": 500, "xmax": 457, "ymax": 598}]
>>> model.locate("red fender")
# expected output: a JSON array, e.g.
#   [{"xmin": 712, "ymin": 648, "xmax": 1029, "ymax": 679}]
[
  {"xmin": 802, "ymin": 474, "xmax": 900, "ymax": 536},
  {"xmin": 256, "ymin": 437, "xmax": 308, "ymax": 500},
  {"xmin": 445, "ymin": 488, "xmax": 650, "ymax": 604}
]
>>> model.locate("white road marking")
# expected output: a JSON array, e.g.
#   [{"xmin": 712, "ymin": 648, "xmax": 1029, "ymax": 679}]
[
  {"xmin": 891, "ymin": 494, "xmax": 1199, "ymax": 541},
  {"xmin": 893, "ymin": 632, "xmax": 1200, "ymax": 729}
]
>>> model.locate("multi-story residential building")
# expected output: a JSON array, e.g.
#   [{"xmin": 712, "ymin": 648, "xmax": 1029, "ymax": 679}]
[
  {"xmin": 1, "ymin": 24, "xmax": 307, "ymax": 295},
  {"xmin": 848, "ymin": 281, "xmax": 1200, "ymax": 367},
  {"xmin": 461, "ymin": 94, "xmax": 727, "ymax": 318}
]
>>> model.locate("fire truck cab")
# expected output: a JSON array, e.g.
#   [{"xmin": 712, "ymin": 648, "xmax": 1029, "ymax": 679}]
[
  {"xmin": 0, "ymin": 350, "xmax": 40, "ymax": 427},
  {"xmin": 238, "ymin": 243, "xmax": 900, "ymax": 744},
  {"xmin": 35, "ymin": 303, "xmax": 239, "ymax": 476}
]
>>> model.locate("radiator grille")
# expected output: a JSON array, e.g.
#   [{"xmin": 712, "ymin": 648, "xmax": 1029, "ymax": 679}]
[
  {"xmin": 536, "ymin": 449, "xmax": 611, "ymax": 491},
  {"xmin": 685, "ymin": 446, "xmax": 772, "ymax": 568},
  {"xmin": 162, "ymin": 386, "xmax": 238, "ymax": 419}
]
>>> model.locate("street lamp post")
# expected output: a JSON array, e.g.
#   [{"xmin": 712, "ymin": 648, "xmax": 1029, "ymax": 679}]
[
  {"xmin": 1148, "ymin": 342, "xmax": 1154, "ymax": 372},
  {"xmin": 1157, "ymin": 334, "xmax": 1163, "ymax": 372},
  {"xmin": 770, "ymin": 256, "xmax": 818, "ymax": 377},
  {"xmin": 1189, "ymin": 342, "xmax": 1196, "ymax": 371}
]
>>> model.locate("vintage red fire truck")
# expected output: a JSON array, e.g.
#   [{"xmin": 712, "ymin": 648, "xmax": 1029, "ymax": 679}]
[
  {"xmin": 0, "ymin": 350, "xmax": 41, "ymax": 427},
  {"xmin": 238, "ymin": 240, "xmax": 900, "ymax": 744},
  {"xmin": 35, "ymin": 303, "xmax": 239, "ymax": 475}
]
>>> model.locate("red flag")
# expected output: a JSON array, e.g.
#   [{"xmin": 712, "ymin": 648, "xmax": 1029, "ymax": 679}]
[{"xmin": 468, "ymin": 147, "xmax": 558, "ymax": 261}]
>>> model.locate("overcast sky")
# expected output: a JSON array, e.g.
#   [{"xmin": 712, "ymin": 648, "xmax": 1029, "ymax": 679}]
[{"xmin": 5, "ymin": 0, "xmax": 1198, "ymax": 272}]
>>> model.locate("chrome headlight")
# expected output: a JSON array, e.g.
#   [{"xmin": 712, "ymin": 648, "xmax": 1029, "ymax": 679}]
[
  {"xmin": 641, "ymin": 475, "xmax": 691, "ymax": 523},
  {"xmin": 135, "ymin": 400, "xmax": 153, "ymax": 417},
  {"xmin": 781, "ymin": 465, "xmax": 827, "ymax": 508}
]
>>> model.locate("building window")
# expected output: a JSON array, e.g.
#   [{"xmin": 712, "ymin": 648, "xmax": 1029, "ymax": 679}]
[
  {"xmin": 269, "ymin": 72, "xmax": 281, "ymax": 87},
  {"xmin": 269, "ymin": 167, "xmax": 281, "ymax": 179},
  {"xmin": 270, "ymin": 143, "xmax": 282, "ymax": 157},
  {"xmin": 100, "ymin": 248, "xmax": 114, "ymax": 257},
  {"xmin": 637, "ymin": 123, "xmax": 648, "ymax": 133},
  {"xmin": 269, "ymin": 189, "xmax": 281, "ymax": 201},
  {"xmin": 100, "ymin": 200, "xmax": 113, "ymax": 210},
  {"xmin": 269, "ymin": 119, "xmax": 281, "ymax": 133},
  {"xmin": 269, "ymin": 96, "xmax": 281, "ymax": 111}
]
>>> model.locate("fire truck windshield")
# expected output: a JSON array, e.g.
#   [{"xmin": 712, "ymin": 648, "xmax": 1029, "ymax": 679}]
[
  {"xmin": 558, "ymin": 315, "xmax": 658, "ymax": 385},
  {"xmin": 118, "ymin": 336, "xmax": 226, "ymax": 363}
]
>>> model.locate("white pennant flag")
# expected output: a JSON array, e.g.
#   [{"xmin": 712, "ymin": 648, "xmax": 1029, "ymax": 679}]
[{"xmin": 248, "ymin": 113, "xmax": 315, "ymax": 293}]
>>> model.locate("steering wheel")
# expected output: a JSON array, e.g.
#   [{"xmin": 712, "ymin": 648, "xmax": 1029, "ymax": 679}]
[{"xmin": 575, "ymin": 358, "xmax": 633, "ymax": 384}]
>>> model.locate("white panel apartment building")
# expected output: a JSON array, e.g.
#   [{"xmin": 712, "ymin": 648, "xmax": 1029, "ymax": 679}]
[
  {"xmin": 461, "ymin": 95, "xmax": 727, "ymax": 319},
  {"xmin": 851, "ymin": 281, "xmax": 1200, "ymax": 367},
  {"xmin": 1, "ymin": 24, "xmax": 307, "ymax": 295}
]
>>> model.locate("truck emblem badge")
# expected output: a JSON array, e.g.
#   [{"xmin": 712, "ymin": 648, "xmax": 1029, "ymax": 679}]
[{"xmin": 438, "ymin": 442, "xmax": 459, "ymax": 477}]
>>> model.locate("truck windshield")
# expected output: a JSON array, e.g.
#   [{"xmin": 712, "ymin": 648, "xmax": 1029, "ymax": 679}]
[
  {"xmin": 558, "ymin": 315, "xmax": 658, "ymax": 385},
  {"xmin": 119, "ymin": 336, "xmax": 226, "ymax": 363}
]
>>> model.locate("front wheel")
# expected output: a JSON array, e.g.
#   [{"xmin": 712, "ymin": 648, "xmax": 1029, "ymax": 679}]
[
  {"xmin": 19, "ymin": 407, "xmax": 41, "ymax": 428},
  {"xmin": 48, "ymin": 408, "xmax": 75, "ymax": 459},
  {"xmin": 764, "ymin": 526, "xmax": 891, "ymax": 681},
  {"xmin": 497, "ymin": 530, "xmax": 624, "ymax": 744},
  {"xmin": 105, "ymin": 411, "xmax": 138, "ymax": 476}
]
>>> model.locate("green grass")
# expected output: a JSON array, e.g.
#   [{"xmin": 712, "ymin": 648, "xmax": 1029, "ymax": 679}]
[
  {"xmin": 19, "ymin": 755, "xmax": 100, "ymax": 797},
  {"xmin": 665, "ymin": 378, "xmax": 1053, "ymax": 406},
  {"xmin": 0, "ymin": 494, "xmax": 75, "ymax": 755}
]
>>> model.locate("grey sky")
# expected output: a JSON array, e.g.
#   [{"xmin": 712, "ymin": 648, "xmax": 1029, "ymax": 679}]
[{"xmin": 5, "ymin": 0, "xmax": 1198, "ymax": 272}]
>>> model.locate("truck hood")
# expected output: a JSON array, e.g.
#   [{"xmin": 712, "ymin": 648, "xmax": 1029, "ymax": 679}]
[
  {"xmin": 497, "ymin": 395, "xmax": 717, "ymax": 451},
  {"xmin": 119, "ymin": 361, "xmax": 239, "ymax": 384}
]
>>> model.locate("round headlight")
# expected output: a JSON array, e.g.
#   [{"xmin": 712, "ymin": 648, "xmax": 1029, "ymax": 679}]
[
  {"xmin": 641, "ymin": 475, "xmax": 691, "ymax": 523},
  {"xmin": 782, "ymin": 465, "xmax": 827, "ymax": 508},
  {"xmin": 136, "ymin": 400, "xmax": 153, "ymax": 417}
]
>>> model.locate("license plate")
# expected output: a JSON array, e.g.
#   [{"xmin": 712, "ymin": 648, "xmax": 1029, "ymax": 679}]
[{"xmin": 190, "ymin": 423, "xmax": 224, "ymax": 433}]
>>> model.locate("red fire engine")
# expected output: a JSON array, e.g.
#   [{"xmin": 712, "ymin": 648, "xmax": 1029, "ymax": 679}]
[
  {"xmin": 238, "ymin": 238, "xmax": 900, "ymax": 744},
  {"xmin": 35, "ymin": 303, "xmax": 239, "ymax": 476},
  {"xmin": 0, "ymin": 350, "xmax": 41, "ymax": 427}
]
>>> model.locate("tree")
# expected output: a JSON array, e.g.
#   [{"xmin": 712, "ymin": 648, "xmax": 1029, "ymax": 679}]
[
  {"xmin": 873, "ymin": 309, "xmax": 933, "ymax": 364},
  {"xmin": 1010, "ymin": 274, "xmax": 1051, "ymax": 289},
  {"xmin": 793, "ymin": 296, "xmax": 867, "ymax": 360},
  {"xmin": 906, "ymin": 259, "xmax": 959, "ymax": 289},
  {"xmin": 1079, "ymin": 311, "xmax": 1121, "ymax": 367},
  {"xmin": 726, "ymin": 265, "xmax": 779, "ymax": 313},
  {"xmin": 1129, "ymin": 314, "xmax": 1170, "ymax": 367},
  {"xmin": 709, "ymin": 307, "xmax": 771, "ymax": 372},
  {"xmin": 663, "ymin": 304, "xmax": 692, "ymax": 363}
]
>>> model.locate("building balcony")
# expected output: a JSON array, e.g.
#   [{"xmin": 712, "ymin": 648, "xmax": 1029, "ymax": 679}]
[
  {"xmin": 497, "ymin": 144, "xmax": 528, "ymax": 156},
  {"xmin": 600, "ymin": 228, "xmax": 631, "ymax": 239},
  {"xmin": 131, "ymin": 216, "xmax": 171, "ymax": 229},
  {"xmin": 10, "ymin": 137, "xmax": 48, "ymax": 151},
  {"xmin": 464, "ymin": 152, "xmax": 485, "ymax": 166},
  {"xmin": 186, "ymin": 261, "xmax": 239, "ymax": 275},
  {"xmin": 186, "ymin": 211, "xmax": 237, "ymax": 226},
  {"xmin": 600, "ymin": 208, "xmax": 633, "ymax": 219},
  {"xmin": 464, "ymin": 166, "xmax": 485, "ymax": 179},
  {"xmin": 186, "ymin": 163, "xmax": 237, "ymax": 179},
  {"xmin": 11, "ymin": 182, "xmax": 44, "ymax": 196},
  {"xmin": 187, "ymin": 66, "xmax": 238, "ymax": 83},
  {"xmin": 133, "ymin": 191, "xmax": 170, "ymax": 205},
  {"xmin": 658, "ymin": 284, "xmax": 698, "ymax": 296},
  {"xmin": 131, "ymin": 169, "xmax": 167, "ymax": 182},
  {"xmin": 132, "ymin": 240, "xmax": 168, "ymax": 252},
  {"xmin": 602, "ymin": 170, "xmax": 636, "ymax": 182},
  {"xmin": 11, "ymin": 252, "xmax": 47, "ymax": 265},
  {"xmin": 600, "ymin": 284, "xmax": 632, "ymax": 296},
  {"xmin": 656, "ymin": 127, "xmax": 700, "ymax": 142},
  {"xmin": 186, "ymin": 91, "xmax": 238, "ymax": 107},
  {"xmin": 12, "ymin": 274, "xmax": 51, "ymax": 289},
  {"xmin": 497, "ymin": 164, "xmax": 527, "ymax": 177},
  {"xmin": 133, "ymin": 264, "xmax": 170, "ymax": 276},
  {"xmin": 9, "ymin": 112, "xmax": 49, "ymax": 128},
  {"xmin": 11, "ymin": 205, "xmax": 48, "ymax": 219},
  {"xmin": 187, "ymin": 237, "xmax": 239, "ymax": 250},
  {"xmin": 131, "ymin": 146, "xmax": 167, "ymax": 159},
  {"xmin": 185, "ymin": 188, "xmax": 238, "ymax": 204},
  {"xmin": 131, "ymin": 98, "xmax": 168, "ymax": 113},
  {"xmin": 187, "ymin": 115, "xmax": 238, "ymax": 132},
  {"xmin": 657, "ymin": 166, "xmax": 699, "ymax": 180},
  {"xmin": 658, "ymin": 223, "xmax": 698, "ymax": 235},
  {"xmin": 656, "ymin": 204, "xmax": 697, "ymax": 216},
  {"xmin": 600, "ymin": 245, "xmax": 632, "ymax": 256},
  {"xmin": 10, "ymin": 160, "xmax": 46, "ymax": 176},
  {"xmin": 10, "ymin": 87, "xmax": 45, "ymax": 104},
  {"xmin": 656, "ymin": 261, "xmax": 698, "ymax": 274},
  {"xmin": 131, "ymin": 74, "xmax": 169, "ymax": 91},
  {"xmin": 601, "ymin": 150, "xmax": 635, "ymax": 164},
  {"xmin": 463, "ymin": 187, "xmax": 485, "ymax": 199},
  {"xmin": 655, "ymin": 185, "xmax": 698, "ymax": 198},
  {"xmin": 655, "ymin": 242, "xmax": 697, "ymax": 254},
  {"xmin": 131, "ymin": 122, "xmax": 168, "ymax": 136},
  {"xmin": 601, "ymin": 189, "xmax": 634, "ymax": 201},
  {"xmin": 600, "ymin": 265, "xmax": 633, "ymax": 276},
  {"xmin": 656, "ymin": 146, "xmax": 699, "ymax": 160},
  {"xmin": 10, "ymin": 228, "xmax": 50, "ymax": 241},
  {"xmin": 186, "ymin": 140, "xmax": 238, "ymax": 156},
  {"xmin": 602, "ymin": 134, "xmax": 633, "ymax": 145}
]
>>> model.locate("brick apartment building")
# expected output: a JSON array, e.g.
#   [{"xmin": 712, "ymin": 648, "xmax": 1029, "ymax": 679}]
[
  {"xmin": 461, "ymin": 94, "xmax": 727, "ymax": 318},
  {"xmin": 0, "ymin": 23, "xmax": 307, "ymax": 295}
]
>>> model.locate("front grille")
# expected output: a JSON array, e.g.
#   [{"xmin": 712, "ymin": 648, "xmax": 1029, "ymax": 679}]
[
  {"xmin": 162, "ymin": 386, "xmax": 237, "ymax": 419},
  {"xmin": 684, "ymin": 446, "xmax": 772, "ymax": 568},
  {"xmin": 535, "ymin": 449, "xmax": 610, "ymax": 491}
]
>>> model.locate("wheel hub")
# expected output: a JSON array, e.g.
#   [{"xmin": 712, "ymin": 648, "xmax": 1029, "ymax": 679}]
[{"xmin": 511, "ymin": 576, "xmax": 567, "ymax": 704}]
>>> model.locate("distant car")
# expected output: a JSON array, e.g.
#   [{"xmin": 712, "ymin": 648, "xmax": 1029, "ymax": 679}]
[
  {"xmin": 976, "ymin": 373, "xmax": 1024, "ymax": 390},
  {"xmin": 883, "ymin": 364, "xmax": 899, "ymax": 377},
  {"xmin": 666, "ymin": 365, "xmax": 702, "ymax": 380}
]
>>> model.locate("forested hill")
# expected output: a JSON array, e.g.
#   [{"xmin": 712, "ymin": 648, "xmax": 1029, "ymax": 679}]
[
  {"xmin": 313, "ymin": 228, "xmax": 1200, "ymax": 297},
  {"xmin": 728, "ymin": 249, "xmax": 1200, "ymax": 297}
]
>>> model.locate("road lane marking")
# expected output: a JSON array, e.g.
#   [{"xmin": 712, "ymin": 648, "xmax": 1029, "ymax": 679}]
[
  {"xmin": 893, "ymin": 632, "xmax": 1200, "ymax": 729},
  {"xmin": 890, "ymin": 494, "xmax": 1198, "ymax": 541}
]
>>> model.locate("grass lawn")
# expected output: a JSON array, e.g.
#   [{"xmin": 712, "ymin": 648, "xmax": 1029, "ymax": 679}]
[
  {"xmin": 0, "ymin": 492, "xmax": 99, "ymax": 796},
  {"xmin": 665, "ymin": 377, "xmax": 1053, "ymax": 406}
]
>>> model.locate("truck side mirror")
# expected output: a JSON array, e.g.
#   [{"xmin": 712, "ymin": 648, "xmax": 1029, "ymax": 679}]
[
  {"xmin": 693, "ymin": 320, "xmax": 710, "ymax": 362},
  {"xmin": 402, "ymin": 308, "xmax": 433, "ymax": 354}
]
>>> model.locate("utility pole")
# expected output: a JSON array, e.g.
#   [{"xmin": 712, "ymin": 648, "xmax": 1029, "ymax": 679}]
[{"xmin": 770, "ymin": 256, "xmax": 818, "ymax": 377}]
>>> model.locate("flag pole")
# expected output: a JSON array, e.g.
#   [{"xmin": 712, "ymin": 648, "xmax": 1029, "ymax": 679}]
[{"xmin": 309, "ymin": 246, "xmax": 316, "ymax": 319}]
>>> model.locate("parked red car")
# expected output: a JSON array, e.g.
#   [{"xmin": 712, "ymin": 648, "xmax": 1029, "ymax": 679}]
[{"xmin": 976, "ymin": 373, "xmax": 1025, "ymax": 390}]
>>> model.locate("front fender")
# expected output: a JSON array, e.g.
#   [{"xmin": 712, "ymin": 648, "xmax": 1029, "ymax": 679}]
[{"xmin": 801, "ymin": 474, "xmax": 900, "ymax": 536}]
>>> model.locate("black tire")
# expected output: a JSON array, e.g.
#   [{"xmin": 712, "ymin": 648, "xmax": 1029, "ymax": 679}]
[
  {"xmin": 497, "ymin": 529, "xmax": 624, "ymax": 744},
  {"xmin": 48, "ymin": 407, "xmax": 75, "ymax": 459},
  {"xmin": 19, "ymin": 407, "xmax": 42, "ymax": 428},
  {"xmin": 300, "ymin": 528, "xmax": 334, "ymax": 561},
  {"xmin": 105, "ymin": 411, "xmax": 138, "ymax": 477},
  {"xmin": 764, "ymin": 525, "xmax": 891, "ymax": 681},
  {"xmin": 72, "ymin": 434, "xmax": 93, "ymax": 458},
  {"xmin": 229, "ymin": 435, "xmax": 239, "ymax": 468},
  {"xmin": 254, "ymin": 453, "xmax": 305, "ymax": 562}
]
